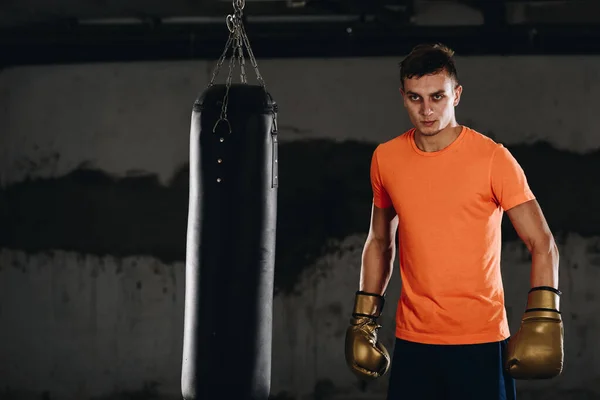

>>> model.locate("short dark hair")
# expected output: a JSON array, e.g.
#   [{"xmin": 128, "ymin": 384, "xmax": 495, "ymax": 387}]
[{"xmin": 399, "ymin": 43, "xmax": 458, "ymax": 90}]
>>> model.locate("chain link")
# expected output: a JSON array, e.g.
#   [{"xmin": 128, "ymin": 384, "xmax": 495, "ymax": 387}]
[
  {"xmin": 236, "ymin": 31, "xmax": 247, "ymax": 84},
  {"xmin": 240, "ymin": 24, "xmax": 266, "ymax": 88},
  {"xmin": 213, "ymin": 45, "xmax": 237, "ymax": 134},
  {"xmin": 208, "ymin": 35, "xmax": 233, "ymax": 87},
  {"xmin": 210, "ymin": 0, "xmax": 269, "ymax": 134}
]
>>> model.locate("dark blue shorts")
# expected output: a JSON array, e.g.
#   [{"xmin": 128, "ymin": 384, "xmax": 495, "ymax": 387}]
[{"xmin": 386, "ymin": 337, "xmax": 516, "ymax": 400}]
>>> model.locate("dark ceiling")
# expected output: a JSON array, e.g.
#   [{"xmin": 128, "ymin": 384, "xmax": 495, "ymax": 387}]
[{"xmin": 2, "ymin": 0, "xmax": 600, "ymax": 66}]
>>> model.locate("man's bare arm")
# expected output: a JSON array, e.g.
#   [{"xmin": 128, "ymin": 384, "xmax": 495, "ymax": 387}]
[
  {"xmin": 359, "ymin": 203, "xmax": 399, "ymax": 295},
  {"xmin": 506, "ymin": 199, "xmax": 559, "ymax": 289}
]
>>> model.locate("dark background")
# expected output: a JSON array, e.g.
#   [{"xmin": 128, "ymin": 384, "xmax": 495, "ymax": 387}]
[{"xmin": 1, "ymin": 1, "xmax": 599, "ymax": 399}]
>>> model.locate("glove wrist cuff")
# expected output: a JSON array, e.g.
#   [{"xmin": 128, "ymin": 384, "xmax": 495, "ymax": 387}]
[
  {"xmin": 526, "ymin": 286, "xmax": 561, "ymax": 312},
  {"xmin": 353, "ymin": 291, "xmax": 385, "ymax": 318},
  {"xmin": 528, "ymin": 286, "xmax": 561, "ymax": 296}
]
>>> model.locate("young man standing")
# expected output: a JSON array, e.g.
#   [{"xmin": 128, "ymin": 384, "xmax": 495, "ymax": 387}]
[{"xmin": 344, "ymin": 43, "xmax": 564, "ymax": 399}]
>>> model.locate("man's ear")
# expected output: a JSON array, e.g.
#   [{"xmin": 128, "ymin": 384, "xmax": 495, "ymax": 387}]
[{"xmin": 453, "ymin": 85, "xmax": 463, "ymax": 107}]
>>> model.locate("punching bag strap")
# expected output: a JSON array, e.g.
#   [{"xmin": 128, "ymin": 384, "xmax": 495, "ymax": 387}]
[{"xmin": 207, "ymin": 0, "xmax": 269, "ymax": 135}]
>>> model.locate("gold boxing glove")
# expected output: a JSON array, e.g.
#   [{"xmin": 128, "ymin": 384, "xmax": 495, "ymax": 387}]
[
  {"xmin": 505, "ymin": 286, "xmax": 564, "ymax": 379},
  {"xmin": 344, "ymin": 291, "xmax": 390, "ymax": 380}
]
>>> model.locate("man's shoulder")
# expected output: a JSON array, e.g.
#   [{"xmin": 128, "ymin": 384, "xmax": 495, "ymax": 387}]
[
  {"xmin": 375, "ymin": 128, "xmax": 413, "ymax": 154},
  {"xmin": 463, "ymin": 126, "xmax": 504, "ymax": 154}
]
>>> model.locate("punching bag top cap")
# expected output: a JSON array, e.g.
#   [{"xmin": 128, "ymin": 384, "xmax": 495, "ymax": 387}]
[{"xmin": 194, "ymin": 84, "xmax": 277, "ymax": 114}]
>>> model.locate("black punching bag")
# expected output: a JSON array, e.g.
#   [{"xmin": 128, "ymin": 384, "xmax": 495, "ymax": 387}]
[{"xmin": 182, "ymin": 83, "xmax": 279, "ymax": 400}]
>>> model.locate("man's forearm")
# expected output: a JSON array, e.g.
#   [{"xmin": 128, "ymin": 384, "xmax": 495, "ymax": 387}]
[
  {"xmin": 530, "ymin": 239, "xmax": 560, "ymax": 289},
  {"xmin": 359, "ymin": 237, "xmax": 396, "ymax": 295}
]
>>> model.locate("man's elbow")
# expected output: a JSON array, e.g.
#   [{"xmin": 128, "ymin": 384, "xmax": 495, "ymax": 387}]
[
  {"xmin": 363, "ymin": 236, "xmax": 395, "ymax": 265},
  {"xmin": 530, "ymin": 234, "xmax": 559, "ymax": 259},
  {"xmin": 366, "ymin": 234, "xmax": 395, "ymax": 253}
]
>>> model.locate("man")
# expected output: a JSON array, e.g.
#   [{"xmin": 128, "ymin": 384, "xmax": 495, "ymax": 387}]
[{"xmin": 344, "ymin": 43, "xmax": 564, "ymax": 399}]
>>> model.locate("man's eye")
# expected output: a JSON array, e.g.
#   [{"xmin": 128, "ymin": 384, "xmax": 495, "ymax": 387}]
[{"xmin": 433, "ymin": 94, "xmax": 444, "ymax": 100}]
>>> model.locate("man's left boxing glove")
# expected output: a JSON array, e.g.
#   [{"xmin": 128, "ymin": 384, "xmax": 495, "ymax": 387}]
[
  {"xmin": 505, "ymin": 286, "xmax": 564, "ymax": 379},
  {"xmin": 344, "ymin": 291, "xmax": 391, "ymax": 380}
]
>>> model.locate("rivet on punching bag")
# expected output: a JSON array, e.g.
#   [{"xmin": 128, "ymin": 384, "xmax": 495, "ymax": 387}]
[{"xmin": 181, "ymin": 2, "xmax": 279, "ymax": 399}]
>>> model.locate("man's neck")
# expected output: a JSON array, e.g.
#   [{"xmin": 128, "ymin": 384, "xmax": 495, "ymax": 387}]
[{"xmin": 414, "ymin": 123, "xmax": 462, "ymax": 153}]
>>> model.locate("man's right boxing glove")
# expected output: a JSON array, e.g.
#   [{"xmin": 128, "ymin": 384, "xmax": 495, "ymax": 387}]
[{"xmin": 344, "ymin": 291, "xmax": 391, "ymax": 380}]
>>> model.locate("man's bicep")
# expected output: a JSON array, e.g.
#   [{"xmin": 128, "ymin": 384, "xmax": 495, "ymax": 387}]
[
  {"xmin": 506, "ymin": 199, "xmax": 553, "ymax": 251},
  {"xmin": 369, "ymin": 203, "xmax": 398, "ymax": 245},
  {"xmin": 490, "ymin": 145, "xmax": 535, "ymax": 210},
  {"xmin": 370, "ymin": 147, "xmax": 393, "ymax": 209}
]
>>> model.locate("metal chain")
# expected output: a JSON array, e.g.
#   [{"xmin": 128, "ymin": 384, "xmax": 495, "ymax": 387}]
[
  {"xmin": 209, "ymin": 0, "xmax": 265, "ymax": 88},
  {"xmin": 236, "ymin": 31, "xmax": 247, "ymax": 84},
  {"xmin": 209, "ymin": 0, "xmax": 269, "ymax": 134},
  {"xmin": 208, "ymin": 35, "xmax": 233, "ymax": 87},
  {"xmin": 213, "ymin": 47, "xmax": 236, "ymax": 134},
  {"xmin": 240, "ymin": 24, "xmax": 266, "ymax": 88}
]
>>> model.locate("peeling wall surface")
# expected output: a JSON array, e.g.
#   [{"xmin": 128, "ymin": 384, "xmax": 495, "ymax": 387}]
[{"xmin": 1, "ymin": 56, "xmax": 599, "ymax": 400}]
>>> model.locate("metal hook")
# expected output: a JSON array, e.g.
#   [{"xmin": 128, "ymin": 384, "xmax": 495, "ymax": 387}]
[
  {"xmin": 226, "ymin": 15, "xmax": 237, "ymax": 33},
  {"xmin": 213, "ymin": 118, "xmax": 232, "ymax": 135}
]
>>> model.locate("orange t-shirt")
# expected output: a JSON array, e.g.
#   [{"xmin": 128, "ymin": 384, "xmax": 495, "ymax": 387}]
[{"xmin": 370, "ymin": 126, "xmax": 535, "ymax": 345}]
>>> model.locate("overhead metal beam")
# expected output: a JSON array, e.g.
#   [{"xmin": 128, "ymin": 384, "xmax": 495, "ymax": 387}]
[
  {"xmin": 0, "ymin": 0, "xmax": 322, "ymax": 28},
  {"xmin": 1, "ymin": 0, "xmax": 599, "ymax": 29},
  {"xmin": 3, "ymin": 22, "xmax": 600, "ymax": 67}
]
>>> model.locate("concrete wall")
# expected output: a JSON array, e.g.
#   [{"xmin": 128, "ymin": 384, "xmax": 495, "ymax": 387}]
[{"xmin": 1, "ymin": 56, "xmax": 599, "ymax": 400}]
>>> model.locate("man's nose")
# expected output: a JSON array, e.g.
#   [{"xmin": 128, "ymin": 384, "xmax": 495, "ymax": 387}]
[{"xmin": 420, "ymin": 102, "xmax": 433, "ymax": 116}]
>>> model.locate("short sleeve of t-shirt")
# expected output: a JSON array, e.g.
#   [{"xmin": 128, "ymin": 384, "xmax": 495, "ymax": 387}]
[
  {"xmin": 370, "ymin": 146, "xmax": 393, "ymax": 209},
  {"xmin": 490, "ymin": 144, "xmax": 536, "ymax": 210}
]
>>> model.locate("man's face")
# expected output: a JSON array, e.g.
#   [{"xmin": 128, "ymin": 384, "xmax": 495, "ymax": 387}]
[{"xmin": 400, "ymin": 71, "xmax": 462, "ymax": 136}]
